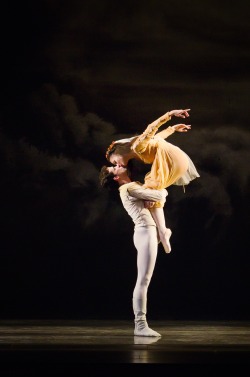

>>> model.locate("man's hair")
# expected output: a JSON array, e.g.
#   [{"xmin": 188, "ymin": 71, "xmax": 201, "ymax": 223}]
[
  {"xmin": 99, "ymin": 162, "xmax": 134, "ymax": 191},
  {"xmin": 99, "ymin": 166, "xmax": 119, "ymax": 191}
]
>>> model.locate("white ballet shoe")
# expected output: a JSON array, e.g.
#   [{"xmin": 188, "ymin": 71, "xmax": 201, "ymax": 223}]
[
  {"xmin": 160, "ymin": 228, "xmax": 172, "ymax": 253},
  {"xmin": 134, "ymin": 319, "xmax": 161, "ymax": 337},
  {"xmin": 134, "ymin": 326, "xmax": 161, "ymax": 337},
  {"xmin": 133, "ymin": 298, "xmax": 161, "ymax": 337}
]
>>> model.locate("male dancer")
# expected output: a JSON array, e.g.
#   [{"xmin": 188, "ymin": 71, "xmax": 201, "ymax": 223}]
[{"xmin": 99, "ymin": 164, "xmax": 168, "ymax": 337}]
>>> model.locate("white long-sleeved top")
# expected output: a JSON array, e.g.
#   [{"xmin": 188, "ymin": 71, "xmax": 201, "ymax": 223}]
[{"xmin": 118, "ymin": 181, "xmax": 167, "ymax": 228}]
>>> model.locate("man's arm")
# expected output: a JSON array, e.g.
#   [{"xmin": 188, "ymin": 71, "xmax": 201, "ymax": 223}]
[{"xmin": 127, "ymin": 182, "xmax": 167, "ymax": 203}]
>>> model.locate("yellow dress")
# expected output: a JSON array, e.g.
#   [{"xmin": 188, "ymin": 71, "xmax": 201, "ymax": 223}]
[{"xmin": 131, "ymin": 113, "xmax": 200, "ymax": 195}]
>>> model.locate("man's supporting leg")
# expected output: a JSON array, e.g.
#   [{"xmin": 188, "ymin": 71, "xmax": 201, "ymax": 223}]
[{"xmin": 133, "ymin": 227, "xmax": 161, "ymax": 337}]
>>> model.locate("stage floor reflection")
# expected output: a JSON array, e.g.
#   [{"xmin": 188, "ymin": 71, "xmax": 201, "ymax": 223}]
[{"xmin": 0, "ymin": 320, "xmax": 249, "ymax": 375}]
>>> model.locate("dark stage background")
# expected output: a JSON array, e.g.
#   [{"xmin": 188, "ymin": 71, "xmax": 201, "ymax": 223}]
[{"xmin": 0, "ymin": 0, "xmax": 249, "ymax": 321}]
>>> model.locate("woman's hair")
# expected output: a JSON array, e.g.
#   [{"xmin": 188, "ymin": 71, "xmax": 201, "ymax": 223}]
[
  {"xmin": 99, "ymin": 166, "xmax": 118, "ymax": 191},
  {"xmin": 106, "ymin": 141, "xmax": 134, "ymax": 162}
]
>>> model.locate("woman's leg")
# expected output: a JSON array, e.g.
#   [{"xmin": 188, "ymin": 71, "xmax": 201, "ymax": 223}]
[
  {"xmin": 149, "ymin": 207, "xmax": 172, "ymax": 253},
  {"xmin": 133, "ymin": 226, "xmax": 161, "ymax": 337}
]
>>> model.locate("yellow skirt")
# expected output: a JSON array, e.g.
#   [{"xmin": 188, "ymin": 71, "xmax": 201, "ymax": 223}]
[{"xmin": 142, "ymin": 139, "xmax": 195, "ymax": 190}]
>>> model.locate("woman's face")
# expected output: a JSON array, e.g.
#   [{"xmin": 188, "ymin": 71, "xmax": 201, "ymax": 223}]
[{"xmin": 109, "ymin": 153, "xmax": 127, "ymax": 167}]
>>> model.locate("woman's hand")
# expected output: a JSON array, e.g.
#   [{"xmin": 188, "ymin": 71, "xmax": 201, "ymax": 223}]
[
  {"xmin": 172, "ymin": 124, "xmax": 191, "ymax": 132},
  {"xmin": 169, "ymin": 109, "xmax": 190, "ymax": 118},
  {"xmin": 144, "ymin": 201, "xmax": 155, "ymax": 209}
]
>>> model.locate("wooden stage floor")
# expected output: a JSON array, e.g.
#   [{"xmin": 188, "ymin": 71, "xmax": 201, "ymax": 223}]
[{"xmin": 0, "ymin": 320, "xmax": 249, "ymax": 376}]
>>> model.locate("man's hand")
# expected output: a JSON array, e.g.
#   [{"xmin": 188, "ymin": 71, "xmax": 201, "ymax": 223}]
[
  {"xmin": 172, "ymin": 124, "xmax": 191, "ymax": 132},
  {"xmin": 144, "ymin": 201, "xmax": 155, "ymax": 209}
]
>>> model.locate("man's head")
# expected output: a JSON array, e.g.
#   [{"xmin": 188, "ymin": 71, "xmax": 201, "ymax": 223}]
[{"xmin": 99, "ymin": 165, "xmax": 130, "ymax": 190}]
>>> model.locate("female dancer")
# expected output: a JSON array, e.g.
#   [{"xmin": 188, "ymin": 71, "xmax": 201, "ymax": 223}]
[{"xmin": 105, "ymin": 108, "xmax": 200, "ymax": 253}]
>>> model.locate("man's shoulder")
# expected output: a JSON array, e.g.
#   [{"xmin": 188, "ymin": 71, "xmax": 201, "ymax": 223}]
[
  {"xmin": 119, "ymin": 181, "xmax": 142, "ymax": 192},
  {"xmin": 127, "ymin": 181, "xmax": 143, "ymax": 189}
]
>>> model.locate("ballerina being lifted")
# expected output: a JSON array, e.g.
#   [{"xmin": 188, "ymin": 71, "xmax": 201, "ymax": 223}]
[{"xmin": 103, "ymin": 108, "xmax": 200, "ymax": 253}]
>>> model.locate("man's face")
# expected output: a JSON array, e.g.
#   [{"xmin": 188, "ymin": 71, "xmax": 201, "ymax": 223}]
[{"xmin": 107, "ymin": 165, "xmax": 127, "ymax": 176}]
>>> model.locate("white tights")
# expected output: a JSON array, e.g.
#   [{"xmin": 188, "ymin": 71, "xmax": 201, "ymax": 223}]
[{"xmin": 133, "ymin": 226, "xmax": 158, "ymax": 302}]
